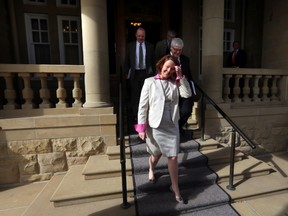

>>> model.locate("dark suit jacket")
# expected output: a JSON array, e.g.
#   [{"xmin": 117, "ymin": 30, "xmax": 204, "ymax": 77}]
[
  {"xmin": 154, "ymin": 40, "xmax": 169, "ymax": 63},
  {"xmin": 124, "ymin": 41, "xmax": 155, "ymax": 80},
  {"xmin": 179, "ymin": 54, "xmax": 195, "ymax": 95},
  {"xmin": 227, "ymin": 49, "xmax": 247, "ymax": 68},
  {"xmin": 179, "ymin": 54, "xmax": 192, "ymax": 81}
]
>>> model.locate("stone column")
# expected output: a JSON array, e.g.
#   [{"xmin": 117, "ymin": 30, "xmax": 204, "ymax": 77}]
[
  {"xmin": 201, "ymin": 0, "xmax": 224, "ymax": 102},
  {"xmin": 81, "ymin": 0, "xmax": 111, "ymax": 107}
]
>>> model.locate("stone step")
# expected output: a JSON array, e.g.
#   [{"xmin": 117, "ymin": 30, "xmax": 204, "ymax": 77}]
[
  {"xmin": 210, "ymin": 156, "xmax": 275, "ymax": 183},
  {"xmin": 23, "ymin": 173, "xmax": 136, "ymax": 215},
  {"xmin": 22, "ymin": 174, "xmax": 64, "ymax": 216},
  {"xmin": 82, "ymin": 155, "xmax": 132, "ymax": 180},
  {"xmin": 50, "ymin": 165, "xmax": 134, "ymax": 207},
  {"xmin": 219, "ymin": 172, "xmax": 288, "ymax": 201},
  {"xmin": 106, "ymin": 145, "xmax": 131, "ymax": 160},
  {"xmin": 201, "ymin": 147, "xmax": 245, "ymax": 165},
  {"xmin": 116, "ymin": 135, "xmax": 130, "ymax": 145},
  {"xmin": 232, "ymin": 190, "xmax": 288, "ymax": 216},
  {"xmin": 50, "ymin": 151, "xmax": 277, "ymax": 209},
  {"xmin": 106, "ymin": 138, "xmax": 220, "ymax": 161},
  {"xmin": 87, "ymin": 146, "xmax": 258, "ymax": 184},
  {"xmin": 196, "ymin": 138, "xmax": 222, "ymax": 151}
]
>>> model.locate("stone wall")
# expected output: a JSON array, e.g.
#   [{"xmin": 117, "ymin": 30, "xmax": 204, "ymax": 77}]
[
  {"xmin": 204, "ymin": 104, "xmax": 288, "ymax": 155},
  {"xmin": 0, "ymin": 107, "xmax": 117, "ymax": 185},
  {"xmin": 0, "ymin": 136, "xmax": 106, "ymax": 185}
]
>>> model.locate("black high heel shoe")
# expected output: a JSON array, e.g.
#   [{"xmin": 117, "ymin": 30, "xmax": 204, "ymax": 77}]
[{"xmin": 169, "ymin": 186, "xmax": 184, "ymax": 203}]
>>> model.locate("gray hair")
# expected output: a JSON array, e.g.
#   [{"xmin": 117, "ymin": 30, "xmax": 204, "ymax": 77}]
[{"xmin": 171, "ymin": 38, "xmax": 184, "ymax": 48}]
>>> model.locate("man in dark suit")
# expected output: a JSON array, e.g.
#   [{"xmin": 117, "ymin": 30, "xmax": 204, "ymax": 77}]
[
  {"xmin": 227, "ymin": 40, "xmax": 247, "ymax": 68},
  {"xmin": 124, "ymin": 27, "xmax": 155, "ymax": 124},
  {"xmin": 170, "ymin": 38, "xmax": 194, "ymax": 137},
  {"xmin": 154, "ymin": 29, "xmax": 176, "ymax": 63}
]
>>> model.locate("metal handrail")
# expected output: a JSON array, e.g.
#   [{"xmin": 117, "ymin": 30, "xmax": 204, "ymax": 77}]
[
  {"xmin": 194, "ymin": 81, "xmax": 256, "ymax": 149},
  {"xmin": 119, "ymin": 67, "xmax": 131, "ymax": 209},
  {"xmin": 193, "ymin": 81, "xmax": 256, "ymax": 190}
]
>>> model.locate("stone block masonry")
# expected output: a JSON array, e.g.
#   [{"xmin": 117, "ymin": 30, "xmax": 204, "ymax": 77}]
[{"xmin": 0, "ymin": 136, "xmax": 106, "ymax": 185}]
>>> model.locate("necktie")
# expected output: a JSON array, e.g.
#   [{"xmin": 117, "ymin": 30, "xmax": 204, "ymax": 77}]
[
  {"xmin": 139, "ymin": 43, "xmax": 143, "ymax": 69},
  {"xmin": 165, "ymin": 41, "xmax": 170, "ymax": 54}
]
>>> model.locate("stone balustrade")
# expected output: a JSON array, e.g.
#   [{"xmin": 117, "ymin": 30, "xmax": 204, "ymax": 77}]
[
  {"xmin": 0, "ymin": 64, "xmax": 85, "ymax": 110},
  {"xmin": 223, "ymin": 68, "xmax": 287, "ymax": 104}
]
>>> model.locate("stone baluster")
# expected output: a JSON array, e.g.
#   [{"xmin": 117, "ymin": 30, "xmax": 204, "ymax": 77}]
[
  {"xmin": 262, "ymin": 75, "xmax": 271, "ymax": 102},
  {"xmin": 252, "ymin": 75, "xmax": 261, "ymax": 102},
  {"xmin": 270, "ymin": 75, "xmax": 280, "ymax": 102},
  {"xmin": 54, "ymin": 74, "xmax": 67, "ymax": 108},
  {"xmin": 71, "ymin": 74, "xmax": 82, "ymax": 107},
  {"xmin": 1, "ymin": 73, "xmax": 17, "ymax": 109},
  {"xmin": 19, "ymin": 73, "xmax": 34, "ymax": 109},
  {"xmin": 38, "ymin": 74, "xmax": 51, "ymax": 108},
  {"xmin": 223, "ymin": 74, "xmax": 232, "ymax": 102},
  {"xmin": 233, "ymin": 75, "xmax": 241, "ymax": 103},
  {"xmin": 242, "ymin": 75, "xmax": 252, "ymax": 102}
]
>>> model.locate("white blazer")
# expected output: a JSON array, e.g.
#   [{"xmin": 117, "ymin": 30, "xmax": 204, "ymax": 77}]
[{"xmin": 138, "ymin": 76, "xmax": 192, "ymax": 128}]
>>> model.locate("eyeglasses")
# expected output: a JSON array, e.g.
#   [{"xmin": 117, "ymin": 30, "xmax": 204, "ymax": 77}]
[{"xmin": 171, "ymin": 47, "xmax": 182, "ymax": 52}]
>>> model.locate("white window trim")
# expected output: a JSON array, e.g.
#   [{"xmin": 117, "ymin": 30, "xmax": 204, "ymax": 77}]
[
  {"xmin": 57, "ymin": 15, "xmax": 82, "ymax": 64},
  {"xmin": 23, "ymin": 0, "xmax": 47, "ymax": 5},
  {"xmin": 24, "ymin": 13, "xmax": 50, "ymax": 64},
  {"xmin": 223, "ymin": 29, "xmax": 235, "ymax": 52},
  {"xmin": 224, "ymin": 0, "xmax": 236, "ymax": 22}
]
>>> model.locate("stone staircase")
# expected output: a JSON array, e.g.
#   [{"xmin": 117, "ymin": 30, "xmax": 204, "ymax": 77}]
[{"xmin": 21, "ymin": 128, "xmax": 288, "ymax": 215}]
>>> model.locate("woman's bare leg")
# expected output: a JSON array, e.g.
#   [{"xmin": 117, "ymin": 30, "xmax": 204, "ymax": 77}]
[
  {"xmin": 149, "ymin": 154, "xmax": 161, "ymax": 180},
  {"xmin": 168, "ymin": 156, "xmax": 181, "ymax": 198}
]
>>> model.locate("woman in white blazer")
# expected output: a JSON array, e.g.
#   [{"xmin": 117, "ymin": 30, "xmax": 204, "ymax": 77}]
[{"xmin": 135, "ymin": 55, "xmax": 192, "ymax": 203}]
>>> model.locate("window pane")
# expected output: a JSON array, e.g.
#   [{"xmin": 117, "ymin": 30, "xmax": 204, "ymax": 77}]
[
  {"xmin": 71, "ymin": 33, "xmax": 78, "ymax": 43},
  {"xmin": 32, "ymin": 32, "xmax": 40, "ymax": 42},
  {"xmin": 40, "ymin": 19, "xmax": 48, "ymax": 30},
  {"xmin": 70, "ymin": 21, "xmax": 77, "ymax": 32},
  {"xmin": 62, "ymin": 20, "xmax": 69, "ymax": 32},
  {"xmin": 227, "ymin": 32, "xmax": 231, "ymax": 40},
  {"xmin": 70, "ymin": 0, "xmax": 76, "ymax": 5},
  {"xmin": 34, "ymin": 44, "xmax": 50, "ymax": 64},
  {"xmin": 61, "ymin": 0, "xmax": 68, "ymax": 4},
  {"xmin": 63, "ymin": 32, "xmax": 70, "ymax": 43},
  {"xmin": 31, "ymin": 19, "xmax": 39, "ymax": 30},
  {"xmin": 65, "ymin": 45, "xmax": 79, "ymax": 64},
  {"xmin": 41, "ymin": 32, "xmax": 48, "ymax": 42}
]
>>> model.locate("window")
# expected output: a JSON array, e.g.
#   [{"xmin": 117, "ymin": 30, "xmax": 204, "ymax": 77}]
[
  {"xmin": 23, "ymin": 0, "xmax": 47, "ymax": 5},
  {"xmin": 57, "ymin": 16, "xmax": 82, "ymax": 64},
  {"xmin": 56, "ymin": 0, "xmax": 79, "ymax": 7},
  {"xmin": 223, "ymin": 29, "xmax": 235, "ymax": 52},
  {"xmin": 224, "ymin": 0, "xmax": 235, "ymax": 22},
  {"xmin": 25, "ymin": 14, "xmax": 51, "ymax": 64}
]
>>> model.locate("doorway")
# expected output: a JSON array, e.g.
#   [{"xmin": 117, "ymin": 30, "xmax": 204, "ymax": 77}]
[{"xmin": 125, "ymin": 21, "xmax": 161, "ymax": 46}]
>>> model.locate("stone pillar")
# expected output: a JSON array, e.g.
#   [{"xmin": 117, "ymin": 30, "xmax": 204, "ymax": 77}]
[
  {"xmin": 202, "ymin": 0, "xmax": 224, "ymax": 102},
  {"xmin": 81, "ymin": 0, "xmax": 111, "ymax": 107}
]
